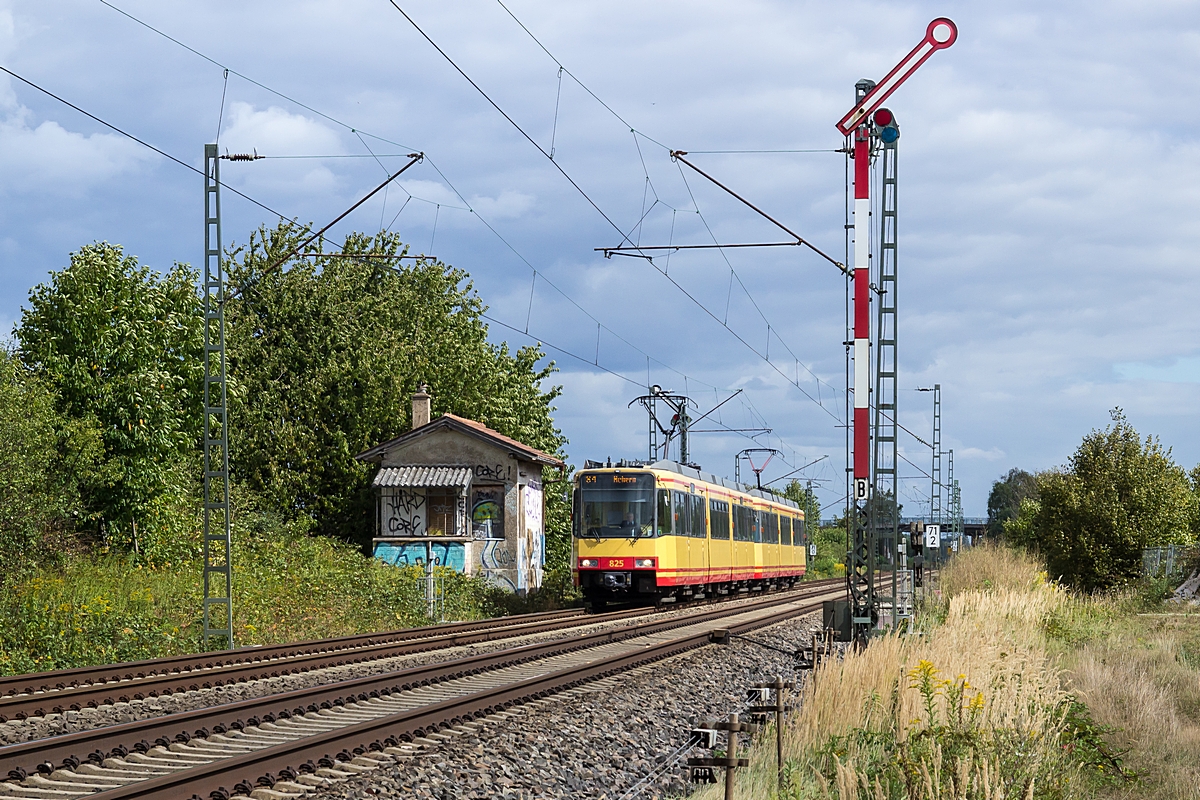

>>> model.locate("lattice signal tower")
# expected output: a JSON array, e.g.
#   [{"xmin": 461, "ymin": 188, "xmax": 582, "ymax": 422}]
[{"xmin": 837, "ymin": 18, "xmax": 957, "ymax": 644}]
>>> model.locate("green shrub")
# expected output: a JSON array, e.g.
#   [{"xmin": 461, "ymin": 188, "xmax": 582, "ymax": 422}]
[{"xmin": 479, "ymin": 565, "xmax": 583, "ymax": 616}]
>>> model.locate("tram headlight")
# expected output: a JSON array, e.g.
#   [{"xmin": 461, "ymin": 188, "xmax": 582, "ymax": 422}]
[
  {"xmin": 634, "ymin": 558, "xmax": 656, "ymax": 568},
  {"xmin": 579, "ymin": 558, "xmax": 599, "ymax": 568}
]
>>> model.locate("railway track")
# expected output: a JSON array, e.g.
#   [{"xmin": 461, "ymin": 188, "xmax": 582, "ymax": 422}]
[
  {"xmin": 0, "ymin": 607, "xmax": 617, "ymax": 723},
  {"xmin": 0, "ymin": 606, "xmax": 587, "ymax": 705},
  {"xmin": 0, "ymin": 581, "xmax": 844, "ymax": 800},
  {"xmin": 0, "ymin": 577, "xmax": 842, "ymax": 723}
]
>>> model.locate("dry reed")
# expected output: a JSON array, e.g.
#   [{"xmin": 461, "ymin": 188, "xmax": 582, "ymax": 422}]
[{"xmin": 691, "ymin": 546, "xmax": 1095, "ymax": 800}]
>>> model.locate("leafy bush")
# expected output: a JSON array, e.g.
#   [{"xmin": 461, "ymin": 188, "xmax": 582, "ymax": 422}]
[
  {"xmin": 807, "ymin": 525, "xmax": 848, "ymax": 579},
  {"xmin": 0, "ymin": 352, "xmax": 99, "ymax": 579},
  {"xmin": 1003, "ymin": 410, "xmax": 1198, "ymax": 590},
  {"xmin": 16, "ymin": 243, "xmax": 204, "ymax": 541}
]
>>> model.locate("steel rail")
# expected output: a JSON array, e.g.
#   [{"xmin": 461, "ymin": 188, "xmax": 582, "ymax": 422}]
[
  {"xmin": 76, "ymin": 592, "xmax": 836, "ymax": 800},
  {"xmin": 0, "ymin": 582, "xmax": 843, "ymax": 783},
  {"xmin": 0, "ymin": 607, "xmax": 587, "ymax": 702},
  {"xmin": 0, "ymin": 609, "xmax": 622, "ymax": 721},
  {"xmin": 0, "ymin": 578, "xmax": 844, "ymax": 722}
]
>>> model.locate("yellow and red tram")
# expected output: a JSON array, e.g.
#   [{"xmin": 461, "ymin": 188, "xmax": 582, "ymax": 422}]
[{"xmin": 572, "ymin": 460, "xmax": 806, "ymax": 607}]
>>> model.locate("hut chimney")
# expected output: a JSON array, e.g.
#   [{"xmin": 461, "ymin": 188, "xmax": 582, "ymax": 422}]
[{"xmin": 412, "ymin": 384, "xmax": 431, "ymax": 429}]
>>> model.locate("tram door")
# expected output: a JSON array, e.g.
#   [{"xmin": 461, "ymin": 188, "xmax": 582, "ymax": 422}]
[
  {"xmin": 672, "ymin": 490, "xmax": 689, "ymax": 587},
  {"xmin": 690, "ymin": 489, "xmax": 708, "ymax": 585}
]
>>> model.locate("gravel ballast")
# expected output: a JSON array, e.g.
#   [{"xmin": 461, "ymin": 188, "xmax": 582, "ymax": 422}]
[{"xmin": 307, "ymin": 612, "xmax": 826, "ymax": 800}]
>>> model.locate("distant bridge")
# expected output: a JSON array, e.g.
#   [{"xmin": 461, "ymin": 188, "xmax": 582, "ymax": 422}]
[{"xmin": 820, "ymin": 516, "xmax": 989, "ymax": 538}]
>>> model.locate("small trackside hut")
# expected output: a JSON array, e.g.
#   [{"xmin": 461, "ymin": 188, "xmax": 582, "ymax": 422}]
[{"xmin": 356, "ymin": 387, "xmax": 565, "ymax": 594}]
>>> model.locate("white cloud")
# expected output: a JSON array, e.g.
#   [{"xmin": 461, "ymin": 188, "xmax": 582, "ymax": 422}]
[
  {"xmin": 218, "ymin": 102, "xmax": 342, "ymax": 157},
  {"xmin": 0, "ymin": 105, "xmax": 150, "ymax": 195},
  {"xmin": 470, "ymin": 189, "xmax": 534, "ymax": 219}
]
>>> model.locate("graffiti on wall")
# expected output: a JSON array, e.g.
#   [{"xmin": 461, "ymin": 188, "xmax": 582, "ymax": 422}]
[
  {"xmin": 480, "ymin": 539, "xmax": 516, "ymax": 591},
  {"xmin": 471, "ymin": 486, "xmax": 504, "ymax": 539},
  {"xmin": 384, "ymin": 487, "xmax": 425, "ymax": 536},
  {"xmin": 374, "ymin": 541, "xmax": 465, "ymax": 571},
  {"xmin": 523, "ymin": 479, "xmax": 544, "ymax": 589},
  {"xmin": 474, "ymin": 463, "xmax": 513, "ymax": 482}
]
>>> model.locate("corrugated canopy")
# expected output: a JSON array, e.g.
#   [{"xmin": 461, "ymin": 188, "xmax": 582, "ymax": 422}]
[{"xmin": 372, "ymin": 465, "xmax": 472, "ymax": 489}]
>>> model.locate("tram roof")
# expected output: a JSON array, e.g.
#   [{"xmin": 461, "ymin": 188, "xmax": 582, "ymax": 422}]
[{"xmin": 578, "ymin": 459, "xmax": 800, "ymax": 510}]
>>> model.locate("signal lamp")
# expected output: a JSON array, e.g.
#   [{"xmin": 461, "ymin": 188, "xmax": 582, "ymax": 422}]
[{"xmin": 874, "ymin": 107, "xmax": 900, "ymax": 143}]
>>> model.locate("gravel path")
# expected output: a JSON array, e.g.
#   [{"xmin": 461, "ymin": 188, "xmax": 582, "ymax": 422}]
[
  {"xmin": 0, "ymin": 590, "xmax": 812, "ymax": 748},
  {"xmin": 307, "ymin": 612, "xmax": 827, "ymax": 800}
]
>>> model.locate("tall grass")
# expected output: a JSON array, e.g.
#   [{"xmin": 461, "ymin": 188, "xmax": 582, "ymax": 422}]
[
  {"xmin": 938, "ymin": 544, "xmax": 1049, "ymax": 599},
  {"xmin": 0, "ymin": 526, "xmax": 490, "ymax": 675},
  {"xmin": 1048, "ymin": 596, "xmax": 1200, "ymax": 799},
  {"xmin": 696, "ymin": 545, "xmax": 1127, "ymax": 800}
]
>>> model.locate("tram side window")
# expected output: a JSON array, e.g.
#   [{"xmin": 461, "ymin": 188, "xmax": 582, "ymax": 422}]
[
  {"xmin": 762, "ymin": 513, "xmax": 778, "ymax": 544},
  {"xmin": 656, "ymin": 490, "xmax": 672, "ymax": 537},
  {"xmin": 797, "ymin": 517, "xmax": 807, "ymax": 546},
  {"xmin": 781, "ymin": 516, "xmax": 792, "ymax": 547},
  {"xmin": 751, "ymin": 510, "xmax": 762, "ymax": 543},
  {"xmin": 709, "ymin": 499, "xmax": 730, "ymax": 539},
  {"xmin": 672, "ymin": 491, "xmax": 690, "ymax": 536},
  {"xmin": 732, "ymin": 505, "xmax": 750, "ymax": 541},
  {"xmin": 690, "ymin": 494, "xmax": 707, "ymax": 537}
]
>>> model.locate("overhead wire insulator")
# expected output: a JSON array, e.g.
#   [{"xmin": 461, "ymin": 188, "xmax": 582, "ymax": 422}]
[{"xmin": 220, "ymin": 149, "xmax": 264, "ymax": 162}]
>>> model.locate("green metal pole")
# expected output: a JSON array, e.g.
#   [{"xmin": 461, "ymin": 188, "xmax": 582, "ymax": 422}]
[{"xmin": 202, "ymin": 144, "xmax": 234, "ymax": 650}]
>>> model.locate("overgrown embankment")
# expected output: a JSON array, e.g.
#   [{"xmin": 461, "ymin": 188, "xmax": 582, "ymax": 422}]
[
  {"xmin": 0, "ymin": 526, "xmax": 491, "ymax": 676},
  {"xmin": 0, "ymin": 230, "xmax": 578, "ymax": 675},
  {"xmin": 696, "ymin": 545, "xmax": 1200, "ymax": 800}
]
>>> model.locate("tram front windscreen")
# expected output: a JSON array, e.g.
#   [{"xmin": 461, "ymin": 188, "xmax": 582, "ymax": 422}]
[{"xmin": 576, "ymin": 473, "xmax": 655, "ymax": 538}]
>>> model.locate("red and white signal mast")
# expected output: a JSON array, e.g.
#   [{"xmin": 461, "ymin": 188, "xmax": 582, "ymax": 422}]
[{"xmin": 838, "ymin": 18, "xmax": 956, "ymax": 644}]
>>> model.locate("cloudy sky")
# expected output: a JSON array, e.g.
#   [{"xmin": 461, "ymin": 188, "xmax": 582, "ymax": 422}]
[{"xmin": 1, "ymin": 0, "xmax": 1197, "ymax": 518}]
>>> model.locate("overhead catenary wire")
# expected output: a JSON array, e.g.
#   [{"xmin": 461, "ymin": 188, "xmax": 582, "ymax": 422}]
[
  {"xmin": 0, "ymin": 64, "xmax": 299, "ymax": 226},
  {"xmin": 480, "ymin": 313, "xmax": 779, "ymax": 452},
  {"xmin": 92, "ymin": 0, "xmax": 774, "ymax": 441},
  {"xmin": 98, "ymin": 0, "xmax": 420, "ymax": 154},
  {"xmin": 763, "ymin": 455, "xmax": 829, "ymax": 487},
  {"xmin": 492, "ymin": 0, "xmax": 671, "ymax": 152},
  {"xmin": 685, "ymin": 148, "xmax": 840, "ymax": 154},
  {"xmin": 226, "ymin": 153, "xmax": 424, "ymax": 303},
  {"xmin": 670, "ymin": 152, "xmax": 848, "ymax": 275},
  {"xmin": 385, "ymin": 0, "xmax": 845, "ymax": 428},
  {"xmin": 88, "ymin": 4, "xmax": 738, "ymax": 420},
  {"xmin": 670, "ymin": 160, "xmax": 843, "ymax": 403},
  {"xmin": 383, "ymin": 0, "xmax": 633, "ymax": 247},
  {"xmin": 91, "ymin": 0, "xmax": 820, "ymax": 481}
]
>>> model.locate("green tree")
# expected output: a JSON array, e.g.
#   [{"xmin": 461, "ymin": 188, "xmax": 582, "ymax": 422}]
[
  {"xmin": 16, "ymin": 243, "xmax": 203, "ymax": 543},
  {"xmin": 986, "ymin": 468, "xmax": 1038, "ymax": 537},
  {"xmin": 225, "ymin": 224, "xmax": 567, "ymax": 551},
  {"xmin": 780, "ymin": 479, "xmax": 821, "ymax": 543},
  {"xmin": 0, "ymin": 353, "xmax": 102, "ymax": 577},
  {"xmin": 1024, "ymin": 409, "xmax": 1196, "ymax": 590}
]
